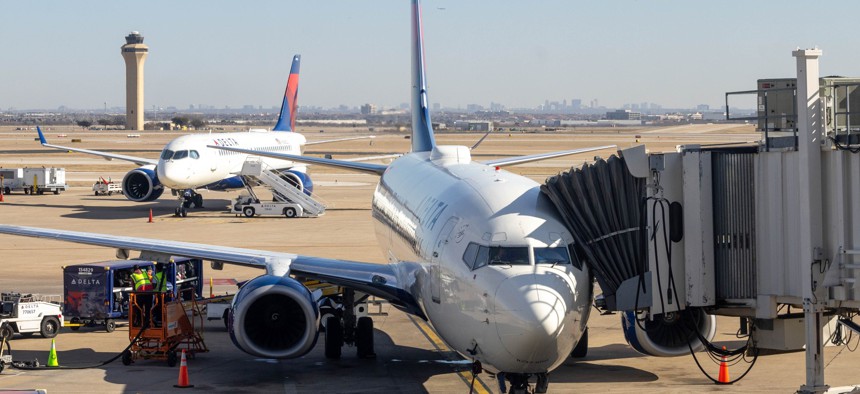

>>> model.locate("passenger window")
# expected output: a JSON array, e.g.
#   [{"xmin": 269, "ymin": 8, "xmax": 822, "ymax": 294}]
[
  {"xmin": 190, "ymin": 150, "xmax": 200, "ymax": 159},
  {"xmin": 173, "ymin": 150, "xmax": 189, "ymax": 160},
  {"xmin": 534, "ymin": 247, "xmax": 571, "ymax": 265},
  {"xmin": 160, "ymin": 150, "xmax": 174, "ymax": 160},
  {"xmin": 489, "ymin": 247, "xmax": 530, "ymax": 265}
]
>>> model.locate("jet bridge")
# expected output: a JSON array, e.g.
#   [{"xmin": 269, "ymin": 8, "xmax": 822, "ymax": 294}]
[
  {"xmin": 543, "ymin": 49, "xmax": 860, "ymax": 393},
  {"xmin": 239, "ymin": 158, "xmax": 326, "ymax": 217}
]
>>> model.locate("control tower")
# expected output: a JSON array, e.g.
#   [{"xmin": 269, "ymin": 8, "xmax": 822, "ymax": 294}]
[{"xmin": 121, "ymin": 31, "xmax": 148, "ymax": 131}]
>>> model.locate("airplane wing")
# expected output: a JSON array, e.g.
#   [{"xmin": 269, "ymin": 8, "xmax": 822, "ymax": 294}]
[
  {"xmin": 480, "ymin": 145, "xmax": 617, "ymax": 167},
  {"xmin": 0, "ymin": 224, "xmax": 423, "ymax": 317},
  {"xmin": 305, "ymin": 135, "xmax": 376, "ymax": 146},
  {"xmin": 37, "ymin": 127, "xmax": 157, "ymax": 167},
  {"xmin": 209, "ymin": 145, "xmax": 388, "ymax": 175}
]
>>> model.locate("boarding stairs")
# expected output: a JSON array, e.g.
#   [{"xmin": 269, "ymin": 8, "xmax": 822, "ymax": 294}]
[{"xmin": 239, "ymin": 158, "xmax": 326, "ymax": 216}]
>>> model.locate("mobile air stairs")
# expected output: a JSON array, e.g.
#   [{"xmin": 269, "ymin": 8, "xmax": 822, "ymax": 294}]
[{"xmin": 232, "ymin": 158, "xmax": 325, "ymax": 218}]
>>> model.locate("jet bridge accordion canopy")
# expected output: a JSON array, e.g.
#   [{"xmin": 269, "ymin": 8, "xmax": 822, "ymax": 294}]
[{"xmin": 541, "ymin": 155, "xmax": 646, "ymax": 310}]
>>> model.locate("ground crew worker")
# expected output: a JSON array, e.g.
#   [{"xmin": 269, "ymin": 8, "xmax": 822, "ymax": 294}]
[{"xmin": 131, "ymin": 264, "xmax": 153, "ymax": 327}]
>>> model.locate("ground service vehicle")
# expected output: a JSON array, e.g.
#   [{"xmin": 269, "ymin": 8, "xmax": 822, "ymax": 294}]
[
  {"xmin": 63, "ymin": 258, "xmax": 203, "ymax": 332},
  {"xmin": 92, "ymin": 177, "xmax": 122, "ymax": 196},
  {"xmin": 0, "ymin": 167, "xmax": 67, "ymax": 195},
  {"xmin": 0, "ymin": 292, "xmax": 64, "ymax": 340},
  {"xmin": 229, "ymin": 194, "xmax": 308, "ymax": 218}
]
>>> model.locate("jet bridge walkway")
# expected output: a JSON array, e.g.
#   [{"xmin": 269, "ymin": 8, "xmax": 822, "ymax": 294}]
[{"xmin": 238, "ymin": 158, "xmax": 326, "ymax": 217}]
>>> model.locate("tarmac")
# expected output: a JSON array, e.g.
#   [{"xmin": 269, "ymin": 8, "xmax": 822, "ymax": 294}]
[{"xmin": 1, "ymin": 125, "xmax": 859, "ymax": 393}]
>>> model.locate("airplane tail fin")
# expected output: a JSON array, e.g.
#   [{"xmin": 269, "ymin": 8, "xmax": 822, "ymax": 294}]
[
  {"xmin": 273, "ymin": 54, "xmax": 301, "ymax": 132},
  {"xmin": 410, "ymin": 0, "xmax": 436, "ymax": 152}
]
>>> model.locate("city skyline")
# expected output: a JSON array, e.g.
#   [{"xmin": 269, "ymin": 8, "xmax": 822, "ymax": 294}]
[{"xmin": 3, "ymin": 1, "xmax": 859, "ymax": 111}]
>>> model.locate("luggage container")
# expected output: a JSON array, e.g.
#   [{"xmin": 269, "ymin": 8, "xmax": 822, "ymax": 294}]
[{"xmin": 62, "ymin": 258, "xmax": 203, "ymax": 332}]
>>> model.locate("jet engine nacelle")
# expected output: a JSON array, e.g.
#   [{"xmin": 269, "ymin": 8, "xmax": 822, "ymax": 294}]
[
  {"xmin": 122, "ymin": 165, "xmax": 165, "ymax": 202},
  {"xmin": 281, "ymin": 170, "xmax": 314, "ymax": 196},
  {"xmin": 621, "ymin": 307, "xmax": 716, "ymax": 357},
  {"xmin": 229, "ymin": 275, "xmax": 320, "ymax": 359}
]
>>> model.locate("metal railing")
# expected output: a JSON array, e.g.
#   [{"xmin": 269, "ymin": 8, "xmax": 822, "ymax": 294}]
[{"xmin": 725, "ymin": 87, "xmax": 797, "ymax": 152}]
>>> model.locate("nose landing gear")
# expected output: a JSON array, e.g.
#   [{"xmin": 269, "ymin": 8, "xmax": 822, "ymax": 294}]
[
  {"xmin": 173, "ymin": 189, "xmax": 204, "ymax": 217},
  {"xmin": 498, "ymin": 372, "xmax": 549, "ymax": 394}
]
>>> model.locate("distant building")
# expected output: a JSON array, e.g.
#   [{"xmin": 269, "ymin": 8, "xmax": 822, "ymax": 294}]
[
  {"xmin": 454, "ymin": 120, "xmax": 494, "ymax": 132},
  {"xmin": 360, "ymin": 104, "xmax": 377, "ymax": 115},
  {"xmin": 606, "ymin": 109, "xmax": 641, "ymax": 120}
]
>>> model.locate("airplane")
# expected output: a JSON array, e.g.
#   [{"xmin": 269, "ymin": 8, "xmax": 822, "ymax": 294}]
[
  {"xmin": 36, "ymin": 54, "xmax": 370, "ymax": 217},
  {"xmin": 0, "ymin": 1, "xmax": 618, "ymax": 392}
]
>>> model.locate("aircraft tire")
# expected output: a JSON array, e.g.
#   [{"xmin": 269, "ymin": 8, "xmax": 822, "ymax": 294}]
[
  {"xmin": 324, "ymin": 316, "xmax": 343, "ymax": 359},
  {"xmin": 356, "ymin": 316, "xmax": 375, "ymax": 359},
  {"xmin": 571, "ymin": 327, "xmax": 588, "ymax": 358}
]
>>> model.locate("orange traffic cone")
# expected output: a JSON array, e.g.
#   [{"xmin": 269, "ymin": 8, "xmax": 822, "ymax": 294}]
[
  {"xmin": 174, "ymin": 349, "xmax": 194, "ymax": 388},
  {"xmin": 717, "ymin": 346, "xmax": 730, "ymax": 384},
  {"xmin": 148, "ymin": 209, "xmax": 153, "ymax": 223},
  {"xmin": 0, "ymin": 191, "xmax": 4, "ymax": 202}
]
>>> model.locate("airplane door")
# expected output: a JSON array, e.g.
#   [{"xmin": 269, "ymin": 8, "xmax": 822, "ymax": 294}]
[{"xmin": 431, "ymin": 217, "xmax": 459, "ymax": 304}]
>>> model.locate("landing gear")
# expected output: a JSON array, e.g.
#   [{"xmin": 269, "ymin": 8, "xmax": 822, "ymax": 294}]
[
  {"xmin": 322, "ymin": 289, "xmax": 375, "ymax": 360},
  {"xmin": 174, "ymin": 189, "xmax": 203, "ymax": 216},
  {"xmin": 500, "ymin": 373, "xmax": 549, "ymax": 394},
  {"xmin": 571, "ymin": 327, "xmax": 588, "ymax": 358}
]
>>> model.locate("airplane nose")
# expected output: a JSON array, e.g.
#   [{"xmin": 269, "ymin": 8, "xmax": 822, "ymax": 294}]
[
  {"xmin": 494, "ymin": 274, "xmax": 569, "ymax": 364},
  {"xmin": 157, "ymin": 161, "xmax": 185, "ymax": 188}
]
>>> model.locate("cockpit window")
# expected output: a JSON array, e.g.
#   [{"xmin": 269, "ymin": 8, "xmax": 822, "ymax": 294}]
[
  {"xmin": 173, "ymin": 150, "xmax": 189, "ymax": 160},
  {"xmin": 190, "ymin": 150, "xmax": 200, "ymax": 159},
  {"xmin": 462, "ymin": 242, "xmax": 490, "ymax": 270},
  {"xmin": 534, "ymin": 247, "xmax": 572, "ymax": 266},
  {"xmin": 488, "ymin": 246, "xmax": 530, "ymax": 266},
  {"xmin": 160, "ymin": 149, "xmax": 174, "ymax": 160}
]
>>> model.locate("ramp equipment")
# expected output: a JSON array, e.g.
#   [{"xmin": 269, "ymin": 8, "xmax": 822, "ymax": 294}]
[
  {"xmin": 238, "ymin": 158, "xmax": 325, "ymax": 217},
  {"xmin": 122, "ymin": 289, "xmax": 208, "ymax": 366}
]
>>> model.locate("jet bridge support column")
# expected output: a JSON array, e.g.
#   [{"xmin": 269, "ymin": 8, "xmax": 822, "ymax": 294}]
[{"xmin": 793, "ymin": 48, "xmax": 828, "ymax": 394}]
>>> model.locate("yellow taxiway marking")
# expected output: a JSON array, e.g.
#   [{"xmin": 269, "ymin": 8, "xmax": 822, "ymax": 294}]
[{"xmin": 408, "ymin": 315, "xmax": 492, "ymax": 394}]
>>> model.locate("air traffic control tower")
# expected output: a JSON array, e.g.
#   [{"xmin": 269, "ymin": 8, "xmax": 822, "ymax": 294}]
[{"xmin": 121, "ymin": 31, "xmax": 148, "ymax": 131}]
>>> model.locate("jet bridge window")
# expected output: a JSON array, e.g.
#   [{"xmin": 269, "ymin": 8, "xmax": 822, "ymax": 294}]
[
  {"xmin": 160, "ymin": 149, "xmax": 174, "ymax": 160},
  {"xmin": 173, "ymin": 150, "xmax": 189, "ymax": 160},
  {"xmin": 534, "ymin": 247, "xmax": 572, "ymax": 266}
]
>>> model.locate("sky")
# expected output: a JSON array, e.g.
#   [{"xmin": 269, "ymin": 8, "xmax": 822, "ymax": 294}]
[{"xmin": 3, "ymin": 0, "xmax": 860, "ymax": 111}]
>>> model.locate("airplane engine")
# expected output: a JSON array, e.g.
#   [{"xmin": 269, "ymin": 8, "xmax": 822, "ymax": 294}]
[
  {"xmin": 229, "ymin": 275, "xmax": 320, "ymax": 359},
  {"xmin": 280, "ymin": 170, "xmax": 314, "ymax": 196},
  {"xmin": 621, "ymin": 307, "xmax": 716, "ymax": 357},
  {"xmin": 122, "ymin": 165, "xmax": 165, "ymax": 202}
]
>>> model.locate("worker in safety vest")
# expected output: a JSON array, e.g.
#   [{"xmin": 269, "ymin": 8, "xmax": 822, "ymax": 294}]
[
  {"xmin": 131, "ymin": 265, "xmax": 153, "ymax": 291},
  {"xmin": 131, "ymin": 264, "xmax": 154, "ymax": 327}
]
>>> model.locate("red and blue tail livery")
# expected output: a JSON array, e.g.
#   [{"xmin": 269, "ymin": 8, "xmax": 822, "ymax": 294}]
[{"xmin": 273, "ymin": 55, "xmax": 301, "ymax": 132}]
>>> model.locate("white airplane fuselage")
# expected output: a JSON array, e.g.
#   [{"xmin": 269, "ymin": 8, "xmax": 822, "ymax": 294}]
[
  {"xmin": 157, "ymin": 130, "xmax": 307, "ymax": 190},
  {"xmin": 372, "ymin": 145, "xmax": 591, "ymax": 374}
]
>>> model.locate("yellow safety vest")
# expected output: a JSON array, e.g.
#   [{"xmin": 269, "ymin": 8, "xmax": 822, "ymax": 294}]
[
  {"xmin": 154, "ymin": 272, "xmax": 167, "ymax": 292},
  {"xmin": 131, "ymin": 271, "xmax": 152, "ymax": 291}
]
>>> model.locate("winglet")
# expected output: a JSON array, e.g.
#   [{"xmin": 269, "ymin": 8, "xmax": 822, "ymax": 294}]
[
  {"xmin": 410, "ymin": 0, "xmax": 436, "ymax": 152},
  {"xmin": 36, "ymin": 126, "xmax": 47, "ymax": 145},
  {"xmin": 273, "ymin": 54, "xmax": 301, "ymax": 132}
]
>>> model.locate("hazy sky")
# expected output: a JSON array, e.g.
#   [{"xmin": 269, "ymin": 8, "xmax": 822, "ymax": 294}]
[{"xmin": 3, "ymin": 1, "xmax": 859, "ymax": 111}]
